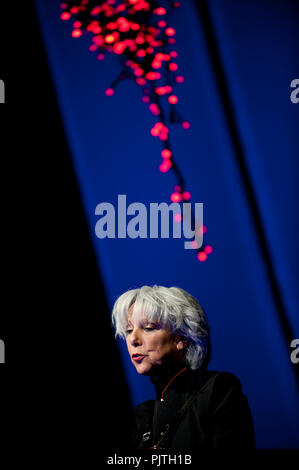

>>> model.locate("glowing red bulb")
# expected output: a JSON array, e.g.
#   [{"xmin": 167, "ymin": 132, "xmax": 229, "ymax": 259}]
[
  {"xmin": 182, "ymin": 121, "xmax": 191, "ymax": 129},
  {"xmin": 168, "ymin": 95, "xmax": 178, "ymax": 104},
  {"xmin": 170, "ymin": 51, "xmax": 178, "ymax": 58},
  {"xmin": 176, "ymin": 75, "xmax": 184, "ymax": 83},
  {"xmin": 170, "ymin": 192, "xmax": 182, "ymax": 203},
  {"xmin": 154, "ymin": 7, "xmax": 166, "ymax": 15},
  {"xmin": 183, "ymin": 191, "xmax": 191, "ymax": 200},
  {"xmin": 136, "ymin": 36, "xmax": 145, "ymax": 45},
  {"xmin": 165, "ymin": 27, "xmax": 175, "ymax": 36},
  {"xmin": 72, "ymin": 29, "xmax": 82, "ymax": 38},
  {"xmin": 204, "ymin": 245, "xmax": 213, "ymax": 255},
  {"xmin": 70, "ymin": 6, "xmax": 79, "ymax": 14},
  {"xmin": 61, "ymin": 12, "xmax": 71, "ymax": 20},
  {"xmin": 169, "ymin": 63, "xmax": 178, "ymax": 71},
  {"xmin": 198, "ymin": 225, "xmax": 208, "ymax": 236},
  {"xmin": 159, "ymin": 160, "xmax": 172, "ymax": 173},
  {"xmin": 134, "ymin": 68, "xmax": 144, "ymax": 77},
  {"xmin": 91, "ymin": 6, "xmax": 102, "ymax": 15},
  {"xmin": 105, "ymin": 34, "xmax": 115, "ymax": 44},
  {"xmin": 105, "ymin": 88, "xmax": 114, "ymax": 96},
  {"xmin": 152, "ymin": 61, "xmax": 162, "ymax": 69},
  {"xmin": 73, "ymin": 21, "xmax": 82, "ymax": 28},
  {"xmin": 161, "ymin": 149, "xmax": 172, "ymax": 159},
  {"xmin": 131, "ymin": 23, "xmax": 140, "ymax": 31},
  {"xmin": 158, "ymin": 20, "xmax": 166, "ymax": 28},
  {"xmin": 136, "ymin": 78, "xmax": 146, "ymax": 86},
  {"xmin": 145, "ymin": 71, "xmax": 161, "ymax": 80},
  {"xmin": 197, "ymin": 252, "xmax": 207, "ymax": 262},
  {"xmin": 97, "ymin": 53, "xmax": 105, "ymax": 61},
  {"xmin": 142, "ymin": 96, "xmax": 150, "ymax": 103}
]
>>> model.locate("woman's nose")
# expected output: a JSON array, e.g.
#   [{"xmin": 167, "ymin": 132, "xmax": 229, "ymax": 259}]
[{"xmin": 130, "ymin": 328, "xmax": 142, "ymax": 346}]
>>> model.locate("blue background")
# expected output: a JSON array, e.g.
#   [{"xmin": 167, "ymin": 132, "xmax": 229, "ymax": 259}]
[{"xmin": 34, "ymin": 0, "xmax": 299, "ymax": 448}]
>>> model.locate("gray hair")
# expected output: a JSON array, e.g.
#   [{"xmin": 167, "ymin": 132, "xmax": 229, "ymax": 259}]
[{"xmin": 111, "ymin": 285, "xmax": 210, "ymax": 370}]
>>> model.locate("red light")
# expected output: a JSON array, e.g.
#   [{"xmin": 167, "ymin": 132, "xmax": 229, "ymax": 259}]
[
  {"xmin": 107, "ymin": 22, "xmax": 117, "ymax": 30},
  {"xmin": 70, "ymin": 6, "xmax": 79, "ymax": 14},
  {"xmin": 198, "ymin": 225, "xmax": 208, "ymax": 236},
  {"xmin": 136, "ymin": 49, "xmax": 146, "ymax": 58},
  {"xmin": 97, "ymin": 53, "xmax": 105, "ymax": 60},
  {"xmin": 204, "ymin": 245, "xmax": 213, "ymax": 254},
  {"xmin": 105, "ymin": 34, "xmax": 115, "ymax": 44},
  {"xmin": 136, "ymin": 36, "xmax": 145, "ymax": 45},
  {"xmin": 142, "ymin": 96, "xmax": 150, "ymax": 103},
  {"xmin": 197, "ymin": 252, "xmax": 207, "ymax": 262},
  {"xmin": 182, "ymin": 121, "xmax": 191, "ymax": 129},
  {"xmin": 136, "ymin": 78, "xmax": 146, "ymax": 86},
  {"xmin": 91, "ymin": 6, "xmax": 102, "ymax": 15},
  {"xmin": 168, "ymin": 38, "xmax": 176, "ymax": 44},
  {"xmin": 169, "ymin": 63, "xmax": 178, "ymax": 71},
  {"xmin": 61, "ymin": 12, "xmax": 71, "ymax": 20},
  {"xmin": 145, "ymin": 71, "xmax": 161, "ymax": 80},
  {"xmin": 134, "ymin": 68, "xmax": 144, "ymax": 77},
  {"xmin": 170, "ymin": 51, "xmax": 178, "ymax": 58},
  {"xmin": 154, "ymin": 7, "xmax": 166, "ymax": 15},
  {"xmin": 161, "ymin": 149, "xmax": 172, "ymax": 159},
  {"xmin": 105, "ymin": 88, "xmax": 114, "ymax": 96},
  {"xmin": 72, "ymin": 29, "xmax": 82, "ymax": 38},
  {"xmin": 93, "ymin": 26, "xmax": 102, "ymax": 34},
  {"xmin": 149, "ymin": 103, "xmax": 160, "ymax": 115},
  {"xmin": 165, "ymin": 27, "xmax": 175, "ymax": 36},
  {"xmin": 159, "ymin": 160, "xmax": 172, "ymax": 173},
  {"xmin": 131, "ymin": 23, "xmax": 140, "ymax": 31},
  {"xmin": 89, "ymin": 44, "xmax": 98, "ymax": 52},
  {"xmin": 158, "ymin": 20, "xmax": 166, "ymax": 28},
  {"xmin": 183, "ymin": 191, "xmax": 191, "ymax": 200},
  {"xmin": 152, "ymin": 60, "xmax": 162, "ymax": 69},
  {"xmin": 168, "ymin": 95, "xmax": 178, "ymax": 104},
  {"xmin": 170, "ymin": 192, "xmax": 182, "ymax": 202},
  {"xmin": 155, "ymin": 87, "xmax": 167, "ymax": 96},
  {"xmin": 73, "ymin": 21, "xmax": 82, "ymax": 28},
  {"xmin": 176, "ymin": 75, "xmax": 184, "ymax": 83}
]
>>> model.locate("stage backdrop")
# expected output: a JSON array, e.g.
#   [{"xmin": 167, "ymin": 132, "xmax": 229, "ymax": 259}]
[{"xmin": 35, "ymin": 0, "xmax": 299, "ymax": 448}]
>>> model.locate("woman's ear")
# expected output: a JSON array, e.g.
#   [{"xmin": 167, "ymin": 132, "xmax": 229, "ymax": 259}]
[{"xmin": 176, "ymin": 337, "xmax": 188, "ymax": 351}]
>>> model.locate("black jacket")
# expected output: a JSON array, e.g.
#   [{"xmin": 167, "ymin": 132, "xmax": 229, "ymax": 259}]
[{"xmin": 133, "ymin": 368, "xmax": 255, "ymax": 450}]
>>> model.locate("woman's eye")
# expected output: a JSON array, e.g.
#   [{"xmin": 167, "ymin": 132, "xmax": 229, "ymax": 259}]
[
  {"xmin": 125, "ymin": 329, "xmax": 132, "ymax": 335},
  {"xmin": 144, "ymin": 327, "xmax": 155, "ymax": 332}
]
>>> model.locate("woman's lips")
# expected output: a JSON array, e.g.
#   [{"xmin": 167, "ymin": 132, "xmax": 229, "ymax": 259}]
[{"xmin": 132, "ymin": 354, "xmax": 145, "ymax": 362}]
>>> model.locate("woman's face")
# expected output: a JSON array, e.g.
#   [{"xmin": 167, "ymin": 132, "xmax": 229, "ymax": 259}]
[{"xmin": 125, "ymin": 306, "xmax": 185, "ymax": 376}]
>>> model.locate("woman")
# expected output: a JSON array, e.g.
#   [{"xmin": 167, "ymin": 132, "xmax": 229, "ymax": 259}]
[{"xmin": 112, "ymin": 285, "xmax": 255, "ymax": 450}]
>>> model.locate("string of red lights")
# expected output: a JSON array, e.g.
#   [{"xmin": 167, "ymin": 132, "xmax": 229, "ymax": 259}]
[{"xmin": 60, "ymin": 0, "xmax": 213, "ymax": 261}]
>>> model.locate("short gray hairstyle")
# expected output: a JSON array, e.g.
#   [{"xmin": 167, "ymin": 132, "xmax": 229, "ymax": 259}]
[{"xmin": 111, "ymin": 285, "xmax": 210, "ymax": 370}]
